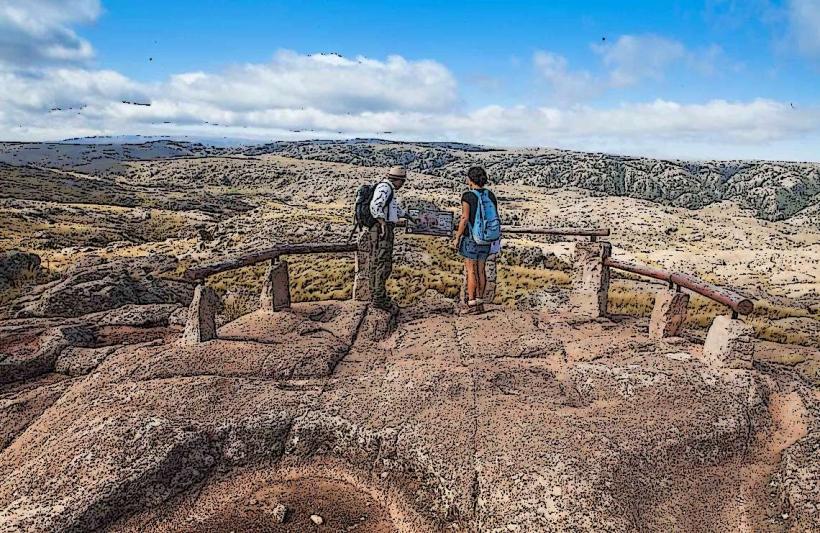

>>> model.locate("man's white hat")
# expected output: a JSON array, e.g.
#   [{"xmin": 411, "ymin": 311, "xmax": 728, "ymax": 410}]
[{"xmin": 387, "ymin": 166, "xmax": 407, "ymax": 179}]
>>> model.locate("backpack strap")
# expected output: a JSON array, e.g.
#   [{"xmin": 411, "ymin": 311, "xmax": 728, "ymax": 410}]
[
  {"xmin": 470, "ymin": 189, "xmax": 485, "ymax": 233},
  {"xmin": 471, "ymin": 189, "xmax": 486, "ymax": 216},
  {"xmin": 379, "ymin": 180, "xmax": 395, "ymax": 217}
]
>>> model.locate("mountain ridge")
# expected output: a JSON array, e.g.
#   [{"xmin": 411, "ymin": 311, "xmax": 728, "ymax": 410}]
[{"xmin": 1, "ymin": 138, "xmax": 818, "ymax": 222}]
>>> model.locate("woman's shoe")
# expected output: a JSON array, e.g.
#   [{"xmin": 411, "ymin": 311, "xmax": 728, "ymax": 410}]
[{"xmin": 459, "ymin": 300, "xmax": 479, "ymax": 315}]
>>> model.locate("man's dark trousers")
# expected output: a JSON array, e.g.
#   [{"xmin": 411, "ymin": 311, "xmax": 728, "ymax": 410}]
[{"xmin": 369, "ymin": 222, "xmax": 395, "ymax": 308}]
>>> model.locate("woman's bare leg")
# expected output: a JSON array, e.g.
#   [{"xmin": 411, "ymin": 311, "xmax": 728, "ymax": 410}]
[
  {"xmin": 477, "ymin": 259, "xmax": 487, "ymax": 300},
  {"xmin": 465, "ymin": 259, "xmax": 478, "ymax": 301}
]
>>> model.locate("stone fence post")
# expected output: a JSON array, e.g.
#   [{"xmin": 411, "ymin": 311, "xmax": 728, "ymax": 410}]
[
  {"xmin": 703, "ymin": 315, "xmax": 755, "ymax": 368},
  {"xmin": 181, "ymin": 284, "xmax": 220, "ymax": 345},
  {"xmin": 260, "ymin": 259, "xmax": 291, "ymax": 311},
  {"xmin": 569, "ymin": 241, "xmax": 611, "ymax": 318},
  {"xmin": 353, "ymin": 231, "xmax": 372, "ymax": 301},
  {"xmin": 649, "ymin": 289, "xmax": 689, "ymax": 339}
]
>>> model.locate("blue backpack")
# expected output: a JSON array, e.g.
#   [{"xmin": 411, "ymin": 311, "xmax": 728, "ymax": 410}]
[{"xmin": 470, "ymin": 189, "xmax": 501, "ymax": 244}]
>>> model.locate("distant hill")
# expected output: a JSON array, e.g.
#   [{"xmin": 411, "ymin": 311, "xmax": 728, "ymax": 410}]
[
  {"xmin": 0, "ymin": 141, "xmax": 215, "ymax": 175},
  {"xmin": 0, "ymin": 138, "xmax": 818, "ymax": 221},
  {"xmin": 244, "ymin": 140, "xmax": 820, "ymax": 221},
  {"xmin": 59, "ymin": 135, "xmax": 265, "ymax": 147}
]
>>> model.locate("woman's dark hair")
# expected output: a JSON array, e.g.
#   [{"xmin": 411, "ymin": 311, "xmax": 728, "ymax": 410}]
[{"xmin": 467, "ymin": 166, "xmax": 488, "ymax": 187}]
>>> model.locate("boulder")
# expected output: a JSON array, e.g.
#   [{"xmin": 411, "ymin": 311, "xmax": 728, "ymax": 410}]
[
  {"xmin": 358, "ymin": 305, "xmax": 397, "ymax": 342},
  {"xmin": 259, "ymin": 260, "xmax": 290, "ymax": 311},
  {"xmin": 0, "ymin": 325, "xmax": 95, "ymax": 384},
  {"xmin": 10, "ymin": 255, "xmax": 193, "ymax": 318},
  {"xmin": 569, "ymin": 242, "xmax": 611, "ymax": 318},
  {"xmin": 773, "ymin": 434, "xmax": 820, "ymax": 531},
  {"xmin": 0, "ymin": 374, "xmax": 73, "ymax": 451},
  {"xmin": 85, "ymin": 303, "xmax": 181, "ymax": 328},
  {"xmin": 649, "ymin": 290, "xmax": 689, "ymax": 339},
  {"xmin": 168, "ymin": 307, "xmax": 188, "ymax": 326},
  {"xmin": 181, "ymin": 285, "xmax": 221, "ymax": 345},
  {"xmin": 55, "ymin": 345, "xmax": 119, "ymax": 376}
]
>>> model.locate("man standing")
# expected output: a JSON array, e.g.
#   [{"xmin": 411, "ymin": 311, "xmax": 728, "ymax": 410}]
[{"xmin": 368, "ymin": 166, "xmax": 408, "ymax": 310}]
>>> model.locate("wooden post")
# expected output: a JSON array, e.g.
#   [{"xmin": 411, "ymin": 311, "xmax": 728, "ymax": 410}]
[
  {"xmin": 260, "ymin": 259, "xmax": 291, "ymax": 311},
  {"xmin": 353, "ymin": 232, "xmax": 372, "ymax": 301},
  {"xmin": 569, "ymin": 241, "xmax": 611, "ymax": 318}
]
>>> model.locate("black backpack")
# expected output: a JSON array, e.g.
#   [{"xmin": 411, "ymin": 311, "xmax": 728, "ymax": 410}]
[{"xmin": 352, "ymin": 182, "xmax": 393, "ymax": 233}]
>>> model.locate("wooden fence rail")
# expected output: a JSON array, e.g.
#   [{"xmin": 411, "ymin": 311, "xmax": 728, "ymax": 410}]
[
  {"xmin": 604, "ymin": 257, "xmax": 754, "ymax": 317},
  {"xmin": 502, "ymin": 226, "xmax": 609, "ymax": 240},
  {"xmin": 178, "ymin": 226, "xmax": 757, "ymax": 367},
  {"xmin": 182, "ymin": 227, "xmax": 608, "ymax": 281},
  {"xmin": 183, "ymin": 242, "xmax": 358, "ymax": 281}
]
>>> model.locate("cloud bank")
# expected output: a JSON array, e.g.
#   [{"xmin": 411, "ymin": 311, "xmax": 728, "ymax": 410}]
[
  {"xmin": 0, "ymin": 0, "xmax": 99, "ymax": 65},
  {"xmin": 1, "ymin": 1, "xmax": 819, "ymax": 161}
]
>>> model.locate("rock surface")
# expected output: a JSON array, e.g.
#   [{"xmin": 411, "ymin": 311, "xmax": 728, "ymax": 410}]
[
  {"xmin": 0, "ymin": 325, "xmax": 95, "ymax": 384},
  {"xmin": 181, "ymin": 285, "xmax": 221, "ymax": 345},
  {"xmin": 0, "ymin": 301, "xmax": 815, "ymax": 532},
  {"xmin": 9, "ymin": 256, "xmax": 193, "ymax": 319},
  {"xmin": 649, "ymin": 290, "xmax": 689, "ymax": 339}
]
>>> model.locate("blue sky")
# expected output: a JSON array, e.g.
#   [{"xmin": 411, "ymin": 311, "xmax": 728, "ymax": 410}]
[{"xmin": 1, "ymin": 0, "xmax": 820, "ymax": 160}]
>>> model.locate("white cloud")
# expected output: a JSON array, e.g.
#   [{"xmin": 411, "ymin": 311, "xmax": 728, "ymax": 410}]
[
  {"xmin": 3, "ymin": 57, "xmax": 819, "ymax": 161},
  {"xmin": 164, "ymin": 51, "xmax": 457, "ymax": 114},
  {"xmin": 592, "ymin": 34, "xmax": 686, "ymax": 87},
  {"xmin": 787, "ymin": 0, "xmax": 820, "ymax": 57},
  {"xmin": 533, "ymin": 51, "xmax": 602, "ymax": 102},
  {"xmin": 0, "ymin": 0, "xmax": 100, "ymax": 65},
  {"xmin": 534, "ymin": 36, "xmax": 731, "ymax": 103}
]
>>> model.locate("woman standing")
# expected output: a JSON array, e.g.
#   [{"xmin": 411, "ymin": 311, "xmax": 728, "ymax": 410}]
[{"xmin": 452, "ymin": 166, "xmax": 499, "ymax": 314}]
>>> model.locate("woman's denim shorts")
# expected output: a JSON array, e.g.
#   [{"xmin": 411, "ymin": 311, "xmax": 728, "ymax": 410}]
[{"xmin": 459, "ymin": 232, "xmax": 491, "ymax": 260}]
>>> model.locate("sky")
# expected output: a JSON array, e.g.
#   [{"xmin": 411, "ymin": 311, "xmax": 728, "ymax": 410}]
[{"xmin": 1, "ymin": 0, "xmax": 820, "ymax": 160}]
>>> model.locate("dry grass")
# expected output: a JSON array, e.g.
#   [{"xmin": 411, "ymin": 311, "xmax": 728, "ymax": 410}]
[
  {"xmin": 206, "ymin": 255, "xmax": 356, "ymax": 306},
  {"xmin": 180, "ymin": 233, "xmax": 819, "ymax": 349},
  {"xmin": 290, "ymin": 256, "xmax": 355, "ymax": 302},
  {"xmin": 198, "ymin": 237, "xmax": 572, "ymax": 314},
  {"xmin": 607, "ymin": 282, "xmax": 655, "ymax": 317},
  {"xmin": 0, "ymin": 265, "xmax": 58, "ymax": 311},
  {"xmin": 136, "ymin": 212, "xmax": 190, "ymax": 242},
  {"xmin": 495, "ymin": 266, "xmax": 571, "ymax": 306},
  {"xmin": 608, "ymin": 282, "xmax": 820, "ymax": 347}
]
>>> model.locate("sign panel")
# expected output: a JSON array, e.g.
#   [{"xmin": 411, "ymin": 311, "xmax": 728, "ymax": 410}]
[{"xmin": 406, "ymin": 208, "xmax": 454, "ymax": 237}]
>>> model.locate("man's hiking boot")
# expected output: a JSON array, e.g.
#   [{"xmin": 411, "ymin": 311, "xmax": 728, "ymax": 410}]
[{"xmin": 372, "ymin": 298, "xmax": 396, "ymax": 312}]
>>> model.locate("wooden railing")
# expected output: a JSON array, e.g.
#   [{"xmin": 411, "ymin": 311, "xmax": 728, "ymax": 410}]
[
  {"xmin": 183, "ymin": 242, "xmax": 358, "ymax": 281},
  {"xmin": 178, "ymin": 224, "xmax": 756, "ymax": 366},
  {"xmin": 604, "ymin": 258, "xmax": 754, "ymax": 317},
  {"xmin": 502, "ymin": 226, "xmax": 609, "ymax": 241},
  {"xmin": 182, "ymin": 227, "xmax": 609, "ymax": 281}
]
